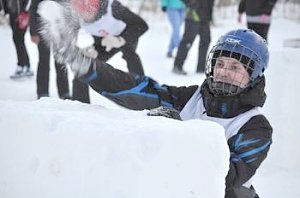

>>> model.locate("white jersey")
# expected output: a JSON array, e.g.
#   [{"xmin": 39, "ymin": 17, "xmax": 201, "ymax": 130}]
[{"xmin": 180, "ymin": 87, "xmax": 262, "ymax": 188}]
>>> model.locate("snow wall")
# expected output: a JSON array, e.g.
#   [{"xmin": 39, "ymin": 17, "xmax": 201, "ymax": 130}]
[{"xmin": 0, "ymin": 98, "xmax": 229, "ymax": 198}]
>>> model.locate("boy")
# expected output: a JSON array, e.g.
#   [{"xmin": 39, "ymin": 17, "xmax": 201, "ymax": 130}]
[{"xmin": 40, "ymin": 6, "xmax": 272, "ymax": 195}]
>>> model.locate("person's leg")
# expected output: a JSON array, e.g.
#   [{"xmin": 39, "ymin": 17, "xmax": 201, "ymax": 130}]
[
  {"xmin": 225, "ymin": 186, "xmax": 258, "ymax": 198},
  {"xmin": 54, "ymin": 61, "xmax": 70, "ymax": 99},
  {"xmin": 167, "ymin": 8, "xmax": 183, "ymax": 57},
  {"xmin": 72, "ymin": 78, "xmax": 90, "ymax": 103},
  {"xmin": 122, "ymin": 41, "xmax": 144, "ymax": 76},
  {"xmin": 37, "ymin": 40, "xmax": 51, "ymax": 98},
  {"xmin": 9, "ymin": 15, "xmax": 30, "ymax": 67},
  {"xmin": 247, "ymin": 23, "xmax": 268, "ymax": 41},
  {"xmin": 197, "ymin": 20, "xmax": 211, "ymax": 73},
  {"xmin": 174, "ymin": 20, "xmax": 198, "ymax": 71}
]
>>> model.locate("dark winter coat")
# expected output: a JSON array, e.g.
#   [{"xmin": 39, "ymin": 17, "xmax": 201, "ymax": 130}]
[{"xmin": 238, "ymin": 0, "xmax": 277, "ymax": 16}]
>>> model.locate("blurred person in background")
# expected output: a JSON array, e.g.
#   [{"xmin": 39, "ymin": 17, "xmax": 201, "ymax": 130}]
[
  {"xmin": 173, "ymin": 0, "xmax": 215, "ymax": 75},
  {"xmin": 238, "ymin": 0, "xmax": 277, "ymax": 41},
  {"xmin": 2, "ymin": 0, "xmax": 34, "ymax": 79},
  {"xmin": 30, "ymin": 0, "xmax": 71, "ymax": 99},
  {"xmin": 160, "ymin": 0, "xmax": 185, "ymax": 58}
]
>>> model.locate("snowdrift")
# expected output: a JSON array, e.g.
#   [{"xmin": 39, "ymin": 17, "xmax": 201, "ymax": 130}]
[{"xmin": 0, "ymin": 98, "xmax": 229, "ymax": 198}]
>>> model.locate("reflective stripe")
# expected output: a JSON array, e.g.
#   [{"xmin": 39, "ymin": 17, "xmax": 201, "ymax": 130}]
[{"xmin": 247, "ymin": 15, "xmax": 271, "ymax": 24}]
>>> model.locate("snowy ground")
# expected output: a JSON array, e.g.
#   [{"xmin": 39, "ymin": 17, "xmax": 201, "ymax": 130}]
[{"xmin": 0, "ymin": 6, "xmax": 300, "ymax": 198}]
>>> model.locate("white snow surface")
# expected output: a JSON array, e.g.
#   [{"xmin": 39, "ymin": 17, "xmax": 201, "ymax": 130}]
[
  {"xmin": 0, "ymin": 99, "xmax": 228, "ymax": 198},
  {"xmin": 0, "ymin": 5, "xmax": 300, "ymax": 198}
]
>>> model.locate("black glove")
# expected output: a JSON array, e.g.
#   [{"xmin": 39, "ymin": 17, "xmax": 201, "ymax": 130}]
[
  {"xmin": 147, "ymin": 106, "xmax": 181, "ymax": 120},
  {"xmin": 161, "ymin": 6, "xmax": 167, "ymax": 12}
]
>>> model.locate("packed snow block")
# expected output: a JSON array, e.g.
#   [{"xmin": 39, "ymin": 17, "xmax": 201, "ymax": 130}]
[{"xmin": 0, "ymin": 98, "xmax": 229, "ymax": 198}]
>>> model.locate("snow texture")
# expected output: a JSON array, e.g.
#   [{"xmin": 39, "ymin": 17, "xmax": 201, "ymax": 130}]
[{"xmin": 0, "ymin": 99, "xmax": 228, "ymax": 198}]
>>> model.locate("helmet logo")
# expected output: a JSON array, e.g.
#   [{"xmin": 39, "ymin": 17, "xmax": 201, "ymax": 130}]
[{"xmin": 225, "ymin": 38, "xmax": 241, "ymax": 44}]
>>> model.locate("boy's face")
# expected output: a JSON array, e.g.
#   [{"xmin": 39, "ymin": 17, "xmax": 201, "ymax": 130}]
[{"xmin": 213, "ymin": 57, "xmax": 250, "ymax": 88}]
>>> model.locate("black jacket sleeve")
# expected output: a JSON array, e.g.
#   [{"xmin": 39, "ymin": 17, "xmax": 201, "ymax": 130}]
[
  {"xmin": 80, "ymin": 59, "xmax": 198, "ymax": 110},
  {"xmin": 225, "ymin": 115, "xmax": 272, "ymax": 190},
  {"xmin": 111, "ymin": 0, "xmax": 148, "ymax": 44},
  {"xmin": 29, "ymin": 0, "xmax": 40, "ymax": 36}
]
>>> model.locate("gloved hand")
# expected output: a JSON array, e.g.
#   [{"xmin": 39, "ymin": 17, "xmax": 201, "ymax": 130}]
[
  {"xmin": 16, "ymin": 11, "xmax": 29, "ymax": 30},
  {"xmin": 147, "ymin": 106, "xmax": 182, "ymax": 120},
  {"xmin": 101, "ymin": 35, "xmax": 126, "ymax": 52},
  {"xmin": 161, "ymin": 6, "xmax": 167, "ymax": 12},
  {"xmin": 80, "ymin": 45, "xmax": 98, "ymax": 59}
]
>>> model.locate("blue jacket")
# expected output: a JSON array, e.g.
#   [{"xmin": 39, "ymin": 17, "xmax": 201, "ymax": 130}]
[{"xmin": 160, "ymin": 0, "xmax": 185, "ymax": 9}]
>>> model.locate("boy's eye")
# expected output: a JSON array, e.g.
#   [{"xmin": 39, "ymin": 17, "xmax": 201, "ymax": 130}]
[
  {"xmin": 230, "ymin": 65, "xmax": 238, "ymax": 71},
  {"xmin": 229, "ymin": 64, "xmax": 242, "ymax": 71},
  {"xmin": 215, "ymin": 61, "xmax": 223, "ymax": 68}
]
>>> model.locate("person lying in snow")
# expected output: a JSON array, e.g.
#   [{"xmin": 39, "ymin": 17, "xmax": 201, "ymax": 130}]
[{"xmin": 38, "ymin": 3, "xmax": 272, "ymax": 196}]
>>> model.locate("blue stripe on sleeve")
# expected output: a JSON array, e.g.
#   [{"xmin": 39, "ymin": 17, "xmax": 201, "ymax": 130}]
[
  {"xmin": 230, "ymin": 140, "xmax": 271, "ymax": 163},
  {"xmin": 237, "ymin": 141, "xmax": 271, "ymax": 159},
  {"xmin": 234, "ymin": 134, "xmax": 261, "ymax": 151},
  {"xmin": 101, "ymin": 77, "xmax": 173, "ymax": 107}
]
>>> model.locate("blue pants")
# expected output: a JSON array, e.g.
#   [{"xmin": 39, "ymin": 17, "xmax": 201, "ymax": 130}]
[{"xmin": 167, "ymin": 7, "xmax": 185, "ymax": 53}]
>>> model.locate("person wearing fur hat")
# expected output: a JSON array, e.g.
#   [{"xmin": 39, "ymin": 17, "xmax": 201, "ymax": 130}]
[
  {"xmin": 69, "ymin": 0, "xmax": 149, "ymax": 103},
  {"xmin": 45, "ymin": 26, "xmax": 272, "ymax": 197}
]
